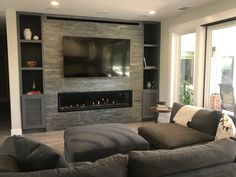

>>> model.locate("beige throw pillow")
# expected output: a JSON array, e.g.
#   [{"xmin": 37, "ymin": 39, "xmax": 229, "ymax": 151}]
[{"xmin": 173, "ymin": 105, "xmax": 201, "ymax": 127}]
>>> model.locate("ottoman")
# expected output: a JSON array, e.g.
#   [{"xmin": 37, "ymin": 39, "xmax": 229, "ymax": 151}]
[{"xmin": 64, "ymin": 123, "xmax": 149, "ymax": 162}]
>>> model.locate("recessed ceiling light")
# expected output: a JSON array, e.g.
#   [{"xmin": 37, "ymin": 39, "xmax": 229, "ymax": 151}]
[
  {"xmin": 148, "ymin": 10, "xmax": 156, "ymax": 15},
  {"xmin": 50, "ymin": 1, "xmax": 59, "ymax": 6}
]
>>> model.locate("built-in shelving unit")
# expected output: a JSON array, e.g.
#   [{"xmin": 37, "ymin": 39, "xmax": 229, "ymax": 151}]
[
  {"xmin": 142, "ymin": 22, "xmax": 160, "ymax": 120},
  {"xmin": 17, "ymin": 12, "xmax": 45, "ymax": 131}
]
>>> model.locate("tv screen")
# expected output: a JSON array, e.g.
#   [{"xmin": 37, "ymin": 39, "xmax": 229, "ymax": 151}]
[{"xmin": 63, "ymin": 36, "xmax": 130, "ymax": 77}]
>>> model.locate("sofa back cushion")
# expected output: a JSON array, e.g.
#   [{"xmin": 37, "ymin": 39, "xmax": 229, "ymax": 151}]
[
  {"xmin": 0, "ymin": 136, "xmax": 19, "ymax": 173},
  {"xmin": 188, "ymin": 109, "xmax": 222, "ymax": 136},
  {"xmin": 0, "ymin": 155, "xmax": 20, "ymax": 172},
  {"xmin": 71, "ymin": 154, "xmax": 128, "ymax": 177},
  {"xmin": 0, "ymin": 154, "xmax": 128, "ymax": 177},
  {"xmin": 170, "ymin": 103, "xmax": 184, "ymax": 123},
  {"xmin": 170, "ymin": 103, "xmax": 222, "ymax": 136},
  {"xmin": 24, "ymin": 144, "xmax": 69, "ymax": 171},
  {"xmin": 128, "ymin": 138, "xmax": 236, "ymax": 177},
  {"xmin": 0, "ymin": 136, "xmax": 69, "ymax": 172}
]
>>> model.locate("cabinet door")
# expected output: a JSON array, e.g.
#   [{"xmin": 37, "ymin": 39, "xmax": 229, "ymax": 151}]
[
  {"xmin": 142, "ymin": 90, "xmax": 158, "ymax": 120},
  {"xmin": 21, "ymin": 95, "xmax": 45, "ymax": 129}
]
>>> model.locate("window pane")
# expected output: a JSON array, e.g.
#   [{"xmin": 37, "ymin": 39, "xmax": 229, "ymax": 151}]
[
  {"xmin": 178, "ymin": 33, "xmax": 196, "ymax": 105},
  {"xmin": 208, "ymin": 25, "xmax": 236, "ymax": 115}
]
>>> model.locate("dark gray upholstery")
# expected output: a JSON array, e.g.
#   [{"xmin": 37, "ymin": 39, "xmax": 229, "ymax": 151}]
[
  {"xmin": 188, "ymin": 109, "xmax": 222, "ymax": 136},
  {"xmin": 0, "ymin": 136, "xmax": 69, "ymax": 172},
  {"xmin": 0, "ymin": 154, "xmax": 128, "ymax": 177},
  {"xmin": 128, "ymin": 139, "xmax": 236, "ymax": 177},
  {"xmin": 170, "ymin": 102, "xmax": 184, "ymax": 123},
  {"xmin": 165, "ymin": 163, "xmax": 236, "ymax": 177},
  {"xmin": 64, "ymin": 123, "xmax": 149, "ymax": 162},
  {"xmin": 138, "ymin": 123, "xmax": 214, "ymax": 149}
]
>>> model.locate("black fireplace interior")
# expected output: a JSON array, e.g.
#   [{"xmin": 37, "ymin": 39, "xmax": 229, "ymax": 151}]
[{"xmin": 58, "ymin": 90, "xmax": 132, "ymax": 112}]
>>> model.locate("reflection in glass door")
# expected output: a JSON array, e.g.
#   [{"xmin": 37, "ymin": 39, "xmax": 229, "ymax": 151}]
[{"xmin": 205, "ymin": 23, "xmax": 236, "ymax": 115}]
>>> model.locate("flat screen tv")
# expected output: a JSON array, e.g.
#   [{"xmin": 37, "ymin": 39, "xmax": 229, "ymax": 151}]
[{"xmin": 63, "ymin": 36, "xmax": 130, "ymax": 77}]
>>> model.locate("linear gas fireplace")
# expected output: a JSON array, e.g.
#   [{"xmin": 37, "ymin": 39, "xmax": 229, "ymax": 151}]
[{"xmin": 58, "ymin": 90, "xmax": 132, "ymax": 112}]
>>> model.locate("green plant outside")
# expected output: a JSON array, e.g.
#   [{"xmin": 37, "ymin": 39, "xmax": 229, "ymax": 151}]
[{"xmin": 179, "ymin": 80, "xmax": 194, "ymax": 105}]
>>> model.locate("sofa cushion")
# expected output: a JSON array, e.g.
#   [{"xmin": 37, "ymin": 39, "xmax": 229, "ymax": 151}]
[
  {"xmin": 64, "ymin": 123, "xmax": 149, "ymax": 162},
  {"xmin": 188, "ymin": 109, "xmax": 222, "ymax": 136},
  {"xmin": 0, "ymin": 154, "xmax": 128, "ymax": 177},
  {"xmin": 138, "ymin": 123, "xmax": 214, "ymax": 149},
  {"xmin": 25, "ymin": 144, "xmax": 69, "ymax": 171},
  {"xmin": 170, "ymin": 103, "xmax": 184, "ymax": 123},
  {"xmin": 0, "ymin": 136, "xmax": 19, "ymax": 172},
  {"xmin": 165, "ymin": 163, "xmax": 236, "ymax": 177},
  {"xmin": 14, "ymin": 136, "xmax": 40, "ymax": 161},
  {"xmin": 0, "ymin": 155, "xmax": 20, "ymax": 172},
  {"xmin": 71, "ymin": 154, "xmax": 128, "ymax": 177},
  {"xmin": 0, "ymin": 136, "xmax": 69, "ymax": 172},
  {"xmin": 128, "ymin": 138, "xmax": 236, "ymax": 177}
]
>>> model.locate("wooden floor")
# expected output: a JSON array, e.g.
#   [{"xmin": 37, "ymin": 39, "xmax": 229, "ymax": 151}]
[{"xmin": 0, "ymin": 121, "xmax": 154, "ymax": 154}]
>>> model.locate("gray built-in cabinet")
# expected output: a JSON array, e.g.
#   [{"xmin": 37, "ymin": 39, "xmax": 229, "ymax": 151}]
[
  {"xmin": 142, "ymin": 22, "xmax": 160, "ymax": 120},
  {"xmin": 16, "ymin": 12, "xmax": 160, "ymax": 129},
  {"xmin": 17, "ymin": 12, "xmax": 46, "ymax": 131}
]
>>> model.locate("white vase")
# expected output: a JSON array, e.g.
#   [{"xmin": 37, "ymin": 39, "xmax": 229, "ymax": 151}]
[
  {"xmin": 23, "ymin": 28, "xmax": 32, "ymax": 40},
  {"xmin": 147, "ymin": 81, "xmax": 151, "ymax": 89}
]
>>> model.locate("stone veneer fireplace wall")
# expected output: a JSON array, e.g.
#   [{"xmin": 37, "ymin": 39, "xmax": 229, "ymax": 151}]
[{"xmin": 43, "ymin": 16, "xmax": 143, "ymax": 131}]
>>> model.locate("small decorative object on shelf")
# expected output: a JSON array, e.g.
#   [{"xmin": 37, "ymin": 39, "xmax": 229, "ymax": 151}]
[
  {"xmin": 146, "ymin": 81, "xmax": 151, "ymax": 89},
  {"xmin": 143, "ymin": 57, "xmax": 147, "ymax": 67},
  {"xmin": 27, "ymin": 90, "xmax": 41, "ymax": 95},
  {"xmin": 26, "ymin": 60, "xmax": 37, "ymax": 67},
  {"xmin": 32, "ymin": 80, "xmax": 36, "ymax": 90},
  {"xmin": 33, "ymin": 35, "xmax": 39, "ymax": 40},
  {"xmin": 23, "ymin": 28, "xmax": 32, "ymax": 40},
  {"xmin": 151, "ymin": 81, "xmax": 158, "ymax": 89},
  {"xmin": 26, "ymin": 80, "xmax": 41, "ymax": 95}
]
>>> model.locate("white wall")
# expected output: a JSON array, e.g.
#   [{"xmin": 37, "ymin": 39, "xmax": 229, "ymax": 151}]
[
  {"xmin": 160, "ymin": 0, "xmax": 236, "ymax": 110},
  {"xmin": 6, "ymin": 9, "xmax": 22, "ymax": 135}
]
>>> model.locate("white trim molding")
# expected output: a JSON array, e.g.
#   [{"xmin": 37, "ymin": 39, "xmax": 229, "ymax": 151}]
[{"xmin": 11, "ymin": 128, "xmax": 22, "ymax": 136}]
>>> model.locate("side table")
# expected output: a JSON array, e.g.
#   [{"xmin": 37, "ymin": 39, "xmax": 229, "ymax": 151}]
[{"xmin": 150, "ymin": 106, "xmax": 172, "ymax": 123}]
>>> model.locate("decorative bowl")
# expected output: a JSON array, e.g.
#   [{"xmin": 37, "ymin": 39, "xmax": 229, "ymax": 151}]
[{"xmin": 26, "ymin": 60, "xmax": 37, "ymax": 67}]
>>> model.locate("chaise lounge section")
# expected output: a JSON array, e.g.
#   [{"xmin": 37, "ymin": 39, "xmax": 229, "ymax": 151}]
[{"xmin": 138, "ymin": 102, "xmax": 226, "ymax": 149}]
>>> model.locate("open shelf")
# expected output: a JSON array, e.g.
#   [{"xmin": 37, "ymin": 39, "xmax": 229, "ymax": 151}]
[
  {"xmin": 18, "ymin": 12, "xmax": 45, "ymax": 130},
  {"xmin": 142, "ymin": 22, "xmax": 160, "ymax": 120},
  {"xmin": 19, "ymin": 14, "xmax": 41, "ymax": 40},
  {"xmin": 22, "ymin": 70, "xmax": 43, "ymax": 95}
]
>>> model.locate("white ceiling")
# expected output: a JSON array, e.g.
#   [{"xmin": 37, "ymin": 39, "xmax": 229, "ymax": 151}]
[{"xmin": 0, "ymin": 0, "xmax": 221, "ymax": 21}]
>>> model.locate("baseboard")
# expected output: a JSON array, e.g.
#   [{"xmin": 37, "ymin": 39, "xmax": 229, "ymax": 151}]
[{"xmin": 11, "ymin": 128, "xmax": 22, "ymax": 136}]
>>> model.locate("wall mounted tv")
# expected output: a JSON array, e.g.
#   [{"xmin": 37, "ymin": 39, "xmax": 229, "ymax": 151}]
[{"xmin": 63, "ymin": 36, "xmax": 130, "ymax": 77}]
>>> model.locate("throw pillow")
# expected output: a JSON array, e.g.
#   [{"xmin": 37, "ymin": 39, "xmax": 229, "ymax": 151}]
[
  {"xmin": 173, "ymin": 105, "xmax": 201, "ymax": 127},
  {"xmin": 215, "ymin": 113, "xmax": 236, "ymax": 140},
  {"xmin": 0, "ymin": 155, "xmax": 20, "ymax": 172},
  {"xmin": 187, "ymin": 109, "xmax": 222, "ymax": 136},
  {"xmin": 24, "ymin": 144, "xmax": 68, "ymax": 171}
]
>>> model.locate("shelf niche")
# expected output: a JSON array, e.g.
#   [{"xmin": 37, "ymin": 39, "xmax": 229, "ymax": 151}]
[{"xmin": 142, "ymin": 22, "xmax": 160, "ymax": 120}]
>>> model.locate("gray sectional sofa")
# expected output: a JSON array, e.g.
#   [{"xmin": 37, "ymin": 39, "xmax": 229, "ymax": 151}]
[
  {"xmin": 138, "ymin": 102, "xmax": 230, "ymax": 149},
  {"xmin": 0, "ymin": 136, "xmax": 236, "ymax": 177}
]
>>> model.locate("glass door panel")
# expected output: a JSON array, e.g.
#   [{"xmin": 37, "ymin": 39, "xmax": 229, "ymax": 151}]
[
  {"xmin": 205, "ymin": 23, "xmax": 236, "ymax": 115},
  {"xmin": 178, "ymin": 33, "xmax": 196, "ymax": 105}
]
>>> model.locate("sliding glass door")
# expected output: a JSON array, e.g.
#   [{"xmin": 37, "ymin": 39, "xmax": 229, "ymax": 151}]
[{"xmin": 205, "ymin": 22, "xmax": 236, "ymax": 115}]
